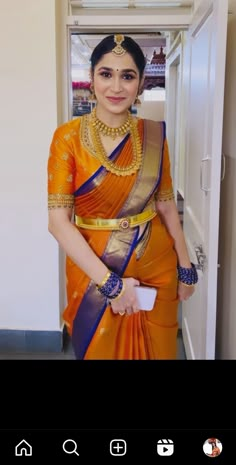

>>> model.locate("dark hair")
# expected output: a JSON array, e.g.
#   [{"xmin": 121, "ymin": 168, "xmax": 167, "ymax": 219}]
[{"xmin": 90, "ymin": 34, "xmax": 146, "ymax": 79}]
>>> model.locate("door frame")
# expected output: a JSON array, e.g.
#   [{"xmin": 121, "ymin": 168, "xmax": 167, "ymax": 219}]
[{"xmin": 165, "ymin": 32, "xmax": 184, "ymax": 200}]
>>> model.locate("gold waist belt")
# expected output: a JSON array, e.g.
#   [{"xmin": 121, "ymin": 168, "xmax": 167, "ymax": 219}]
[{"xmin": 74, "ymin": 205, "xmax": 157, "ymax": 231}]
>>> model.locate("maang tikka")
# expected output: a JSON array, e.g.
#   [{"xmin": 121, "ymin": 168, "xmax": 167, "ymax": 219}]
[{"xmin": 112, "ymin": 34, "xmax": 126, "ymax": 56}]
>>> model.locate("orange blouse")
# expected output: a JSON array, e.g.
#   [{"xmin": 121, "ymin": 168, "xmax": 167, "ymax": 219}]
[{"xmin": 47, "ymin": 117, "xmax": 174, "ymax": 210}]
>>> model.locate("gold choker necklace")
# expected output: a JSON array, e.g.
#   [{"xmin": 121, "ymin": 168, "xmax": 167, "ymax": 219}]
[
  {"xmin": 89, "ymin": 109, "xmax": 142, "ymax": 176},
  {"xmin": 91, "ymin": 108, "xmax": 131, "ymax": 140}
]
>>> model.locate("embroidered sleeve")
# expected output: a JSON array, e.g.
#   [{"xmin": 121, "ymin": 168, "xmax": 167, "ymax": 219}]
[
  {"xmin": 154, "ymin": 139, "xmax": 175, "ymax": 202},
  {"xmin": 47, "ymin": 126, "xmax": 75, "ymax": 209}
]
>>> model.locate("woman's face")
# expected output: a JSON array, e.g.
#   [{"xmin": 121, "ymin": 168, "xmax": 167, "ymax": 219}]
[{"xmin": 92, "ymin": 51, "xmax": 141, "ymax": 116}]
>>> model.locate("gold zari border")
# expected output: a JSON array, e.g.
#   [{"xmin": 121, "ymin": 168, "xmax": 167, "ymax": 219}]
[
  {"xmin": 155, "ymin": 189, "xmax": 174, "ymax": 201},
  {"xmin": 48, "ymin": 193, "xmax": 74, "ymax": 209}
]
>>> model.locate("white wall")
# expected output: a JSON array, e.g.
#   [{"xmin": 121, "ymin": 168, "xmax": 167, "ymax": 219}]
[
  {"xmin": 216, "ymin": 1, "xmax": 236, "ymax": 358},
  {"xmin": 0, "ymin": 0, "xmax": 60, "ymax": 331},
  {"xmin": 193, "ymin": 0, "xmax": 201, "ymax": 12},
  {"xmin": 55, "ymin": 0, "xmax": 70, "ymax": 320}
]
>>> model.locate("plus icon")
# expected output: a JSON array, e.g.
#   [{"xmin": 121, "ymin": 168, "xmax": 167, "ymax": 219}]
[{"xmin": 110, "ymin": 439, "xmax": 127, "ymax": 456}]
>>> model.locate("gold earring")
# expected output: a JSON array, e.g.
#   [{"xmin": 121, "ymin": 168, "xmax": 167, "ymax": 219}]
[
  {"xmin": 134, "ymin": 96, "xmax": 141, "ymax": 105},
  {"xmin": 90, "ymin": 83, "xmax": 96, "ymax": 100}
]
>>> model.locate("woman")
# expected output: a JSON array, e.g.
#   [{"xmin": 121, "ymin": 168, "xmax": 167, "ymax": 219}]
[
  {"xmin": 207, "ymin": 439, "xmax": 221, "ymax": 457},
  {"xmin": 47, "ymin": 34, "xmax": 197, "ymax": 360}
]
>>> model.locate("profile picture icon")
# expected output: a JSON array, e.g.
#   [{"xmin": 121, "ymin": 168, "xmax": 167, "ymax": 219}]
[{"xmin": 203, "ymin": 438, "xmax": 222, "ymax": 457}]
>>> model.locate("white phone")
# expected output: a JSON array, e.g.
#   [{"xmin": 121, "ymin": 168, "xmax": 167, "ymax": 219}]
[{"xmin": 135, "ymin": 286, "xmax": 158, "ymax": 311}]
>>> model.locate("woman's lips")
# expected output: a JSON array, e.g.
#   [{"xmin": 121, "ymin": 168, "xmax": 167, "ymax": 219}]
[{"xmin": 106, "ymin": 97, "xmax": 126, "ymax": 103}]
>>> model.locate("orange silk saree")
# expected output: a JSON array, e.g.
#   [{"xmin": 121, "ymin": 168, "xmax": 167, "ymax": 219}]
[{"xmin": 48, "ymin": 117, "xmax": 179, "ymax": 359}]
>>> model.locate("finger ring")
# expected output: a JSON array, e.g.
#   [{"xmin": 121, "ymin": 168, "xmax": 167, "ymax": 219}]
[{"xmin": 119, "ymin": 311, "xmax": 125, "ymax": 316}]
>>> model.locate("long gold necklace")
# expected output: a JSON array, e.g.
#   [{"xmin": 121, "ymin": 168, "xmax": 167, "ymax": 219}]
[
  {"xmin": 89, "ymin": 108, "xmax": 142, "ymax": 176},
  {"xmin": 91, "ymin": 109, "xmax": 131, "ymax": 140}
]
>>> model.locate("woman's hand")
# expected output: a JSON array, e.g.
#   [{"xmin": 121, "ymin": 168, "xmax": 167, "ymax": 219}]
[
  {"xmin": 110, "ymin": 277, "xmax": 140, "ymax": 316},
  {"xmin": 178, "ymin": 282, "xmax": 195, "ymax": 301}
]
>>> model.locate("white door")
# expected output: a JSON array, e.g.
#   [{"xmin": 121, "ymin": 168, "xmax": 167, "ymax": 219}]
[{"xmin": 182, "ymin": 0, "xmax": 228, "ymax": 359}]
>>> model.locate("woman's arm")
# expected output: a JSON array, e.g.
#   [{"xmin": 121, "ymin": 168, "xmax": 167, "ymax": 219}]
[
  {"xmin": 156, "ymin": 198, "xmax": 195, "ymax": 300},
  {"xmin": 48, "ymin": 208, "xmax": 109, "ymax": 286},
  {"xmin": 156, "ymin": 198, "xmax": 191, "ymax": 267},
  {"xmin": 48, "ymin": 208, "xmax": 139, "ymax": 312}
]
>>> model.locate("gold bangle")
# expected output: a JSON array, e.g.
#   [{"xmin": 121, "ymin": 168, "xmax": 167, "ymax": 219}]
[{"xmin": 97, "ymin": 270, "xmax": 111, "ymax": 289}]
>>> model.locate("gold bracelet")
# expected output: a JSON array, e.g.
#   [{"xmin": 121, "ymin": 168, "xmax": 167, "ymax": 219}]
[
  {"xmin": 97, "ymin": 270, "xmax": 111, "ymax": 289},
  {"xmin": 109, "ymin": 280, "xmax": 126, "ymax": 302}
]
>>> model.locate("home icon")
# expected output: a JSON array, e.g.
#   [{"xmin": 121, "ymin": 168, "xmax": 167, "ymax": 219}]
[{"xmin": 15, "ymin": 439, "xmax": 32, "ymax": 456}]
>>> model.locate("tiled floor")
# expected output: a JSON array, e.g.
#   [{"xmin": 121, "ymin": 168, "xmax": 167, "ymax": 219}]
[{"xmin": 0, "ymin": 330, "xmax": 186, "ymax": 360}]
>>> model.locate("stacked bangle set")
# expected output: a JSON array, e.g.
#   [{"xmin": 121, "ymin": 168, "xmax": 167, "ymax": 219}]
[
  {"xmin": 97, "ymin": 270, "xmax": 125, "ymax": 300},
  {"xmin": 177, "ymin": 262, "xmax": 198, "ymax": 286}
]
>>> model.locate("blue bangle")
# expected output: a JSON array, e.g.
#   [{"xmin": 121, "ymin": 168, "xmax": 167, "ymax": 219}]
[
  {"xmin": 97, "ymin": 271, "xmax": 123, "ymax": 299},
  {"xmin": 177, "ymin": 262, "xmax": 198, "ymax": 285},
  {"xmin": 108, "ymin": 278, "xmax": 123, "ymax": 299}
]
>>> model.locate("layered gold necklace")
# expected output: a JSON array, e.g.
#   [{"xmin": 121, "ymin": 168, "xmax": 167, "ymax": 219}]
[
  {"xmin": 89, "ymin": 108, "xmax": 142, "ymax": 176},
  {"xmin": 91, "ymin": 110, "xmax": 131, "ymax": 139}
]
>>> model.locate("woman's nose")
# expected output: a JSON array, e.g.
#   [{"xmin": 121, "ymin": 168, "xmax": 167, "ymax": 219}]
[{"xmin": 111, "ymin": 77, "xmax": 122, "ymax": 92}]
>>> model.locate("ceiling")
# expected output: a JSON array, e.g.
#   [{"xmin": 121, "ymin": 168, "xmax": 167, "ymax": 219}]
[
  {"xmin": 69, "ymin": 0, "xmax": 194, "ymax": 7},
  {"xmin": 70, "ymin": 0, "xmax": 234, "ymax": 13}
]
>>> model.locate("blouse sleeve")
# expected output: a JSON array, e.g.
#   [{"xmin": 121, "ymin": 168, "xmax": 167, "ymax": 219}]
[
  {"xmin": 47, "ymin": 126, "xmax": 76, "ymax": 209},
  {"xmin": 155, "ymin": 138, "xmax": 175, "ymax": 202}
]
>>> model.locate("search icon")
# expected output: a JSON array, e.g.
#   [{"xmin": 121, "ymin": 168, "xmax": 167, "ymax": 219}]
[{"xmin": 62, "ymin": 439, "xmax": 79, "ymax": 456}]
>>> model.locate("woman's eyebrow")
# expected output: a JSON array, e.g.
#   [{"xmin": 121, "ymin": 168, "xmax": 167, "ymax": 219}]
[
  {"xmin": 122, "ymin": 68, "xmax": 138, "ymax": 74},
  {"xmin": 97, "ymin": 66, "xmax": 137, "ymax": 74}
]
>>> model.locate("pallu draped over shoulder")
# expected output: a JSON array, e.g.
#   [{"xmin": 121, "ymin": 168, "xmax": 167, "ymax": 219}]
[{"xmin": 48, "ymin": 116, "xmax": 179, "ymax": 360}]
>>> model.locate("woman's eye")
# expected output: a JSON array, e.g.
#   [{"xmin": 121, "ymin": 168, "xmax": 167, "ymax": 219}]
[
  {"xmin": 100, "ymin": 71, "xmax": 111, "ymax": 78},
  {"xmin": 122, "ymin": 73, "xmax": 135, "ymax": 80}
]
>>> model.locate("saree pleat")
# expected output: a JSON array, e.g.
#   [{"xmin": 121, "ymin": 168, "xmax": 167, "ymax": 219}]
[{"xmin": 83, "ymin": 307, "xmax": 147, "ymax": 360}]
